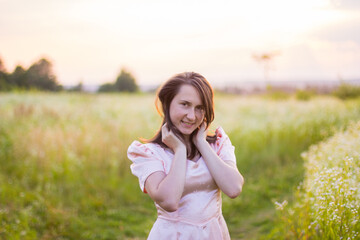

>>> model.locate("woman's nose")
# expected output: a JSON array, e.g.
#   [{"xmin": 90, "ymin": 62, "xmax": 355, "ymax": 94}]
[{"xmin": 186, "ymin": 108, "xmax": 196, "ymax": 120}]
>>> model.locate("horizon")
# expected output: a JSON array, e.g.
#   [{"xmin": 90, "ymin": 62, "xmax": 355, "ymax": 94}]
[{"xmin": 64, "ymin": 78, "xmax": 360, "ymax": 93}]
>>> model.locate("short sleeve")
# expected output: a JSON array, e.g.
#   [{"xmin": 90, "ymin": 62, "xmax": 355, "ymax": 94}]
[
  {"xmin": 213, "ymin": 127, "xmax": 236, "ymax": 164},
  {"xmin": 127, "ymin": 141, "xmax": 165, "ymax": 193}
]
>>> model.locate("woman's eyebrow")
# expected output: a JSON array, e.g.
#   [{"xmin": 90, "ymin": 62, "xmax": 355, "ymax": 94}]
[{"xmin": 179, "ymin": 100, "xmax": 203, "ymax": 107}]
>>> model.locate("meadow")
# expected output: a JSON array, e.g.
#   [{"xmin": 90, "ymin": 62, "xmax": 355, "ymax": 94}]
[{"xmin": 1, "ymin": 92, "xmax": 360, "ymax": 239}]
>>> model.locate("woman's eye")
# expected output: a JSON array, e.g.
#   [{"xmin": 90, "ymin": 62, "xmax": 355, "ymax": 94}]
[{"xmin": 196, "ymin": 106, "xmax": 204, "ymax": 111}]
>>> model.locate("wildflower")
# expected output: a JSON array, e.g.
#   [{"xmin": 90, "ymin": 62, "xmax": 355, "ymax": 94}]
[{"xmin": 274, "ymin": 200, "xmax": 288, "ymax": 211}]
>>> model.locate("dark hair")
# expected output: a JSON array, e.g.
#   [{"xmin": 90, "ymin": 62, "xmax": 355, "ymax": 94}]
[{"xmin": 147, "ymin": 72, "xmax": 217, "ymax": 159}]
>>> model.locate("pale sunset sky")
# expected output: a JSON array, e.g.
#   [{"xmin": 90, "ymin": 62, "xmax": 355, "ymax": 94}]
[{"xmin": 1, "ymin": 0, "xmax": 359, "ymax": 87}]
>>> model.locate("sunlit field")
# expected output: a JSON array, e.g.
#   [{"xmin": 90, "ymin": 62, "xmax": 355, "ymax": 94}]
[{"xmin": 1, "ymin": 92, "xmax": 360, "ymax": 240}]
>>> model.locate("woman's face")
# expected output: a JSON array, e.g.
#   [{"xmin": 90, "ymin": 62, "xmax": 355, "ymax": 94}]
[{"xmin": 169, "ymin": 84, "xmax": 205, "ymax": 140}]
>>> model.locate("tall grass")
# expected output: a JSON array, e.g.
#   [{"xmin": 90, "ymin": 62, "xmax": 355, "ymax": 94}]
[
  {"xmin": 0, "ymin": 93, "xmax": 159, "ymax": 239},
  {"xmin": 215, "ymin": 95, "xmax": 360, "ymax": 238},
  {"xmin": 270, "ymin": 121, "xmax": 360, "ymax": 239},
  {"xmin": 1, "ymin": 92, "xmax": 360, "ymax": 239}
]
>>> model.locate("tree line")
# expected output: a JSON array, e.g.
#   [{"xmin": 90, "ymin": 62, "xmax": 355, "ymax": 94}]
[
  {"xmin": 0, "ymin": 56, "xmax": 139, "ymax": 93},
  {"xmin": 0, "ymin": 57, "xmax": 62, "ymax": 91}
]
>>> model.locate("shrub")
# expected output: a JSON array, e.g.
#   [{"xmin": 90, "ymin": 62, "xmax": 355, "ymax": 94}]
[
  {"xmin": 333, "ymin": 82, "xmax": 360, "ymax": 100},
  {"xmin": 295, "ymin": 89, "xmax": 315, "ymax": 101},
  {"xmin": 263, "ymin": 87, "xmax": 291, "ymax": 100}
]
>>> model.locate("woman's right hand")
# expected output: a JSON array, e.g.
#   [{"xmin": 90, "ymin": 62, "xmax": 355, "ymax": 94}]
[
  {"xmin": 145, "ymin": 123, "xmax": 187, "ymax": 212},
  {"xmin": 161, "ymin": 123, "xmax": 186, "ymax": 153}
]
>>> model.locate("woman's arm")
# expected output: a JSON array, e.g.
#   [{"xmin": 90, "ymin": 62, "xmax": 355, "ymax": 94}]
[
  {"xmin": 194, "ymin": 124, "xmax": 244, "ymax": 198},
  {"xmin": 144, "ymin": 124, "xmax": 187, "ymax": 212}
]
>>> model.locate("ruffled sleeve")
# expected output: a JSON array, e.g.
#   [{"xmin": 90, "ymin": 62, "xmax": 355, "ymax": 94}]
[
  {"xmin": 213, "ymin": 127, "xmax": 236, "ymax": 164},
  {"xmin": 127, "ymin": 141, "xmax": 165, "ymax": 193}
]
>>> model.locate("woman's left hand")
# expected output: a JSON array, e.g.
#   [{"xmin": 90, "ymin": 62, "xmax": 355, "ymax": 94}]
[{"xmin": 193, "ymin": 122, "xmax": 207, "ymax": 147}]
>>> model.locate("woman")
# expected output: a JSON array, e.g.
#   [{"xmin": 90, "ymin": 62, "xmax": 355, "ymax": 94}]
[{"xmin": 127, "ymin": 72, "xmax": 244, "ymax": 239}]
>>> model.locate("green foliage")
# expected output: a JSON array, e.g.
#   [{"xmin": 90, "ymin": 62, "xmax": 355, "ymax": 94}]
[
  {"xmin": 271, "ymin": 121, "xmax": 360, "ymax": 239},
  {"xmin": 0, "ymin": 57, "xmax": 10, "ymax": 91},
  {"xmin": 263, "ymin": 85, "xmax": 291, "ymax": 100},
  {"xmin": 1, "ymin": 93, "xmax": 360, "ymax": 239},
  {"xmin": 67, "ymin": 82, "xmax": 83, "ymax": 92},
  {"xmin": 98, "ymin": 69, "xmax": 138, "ymax": 93},
  {"xmin": 115, "ymin": 69, "xmax": 138, "ymax": 92},
  {"xmin": 26, "ymin": 58, "xmax": 62, "ymax": 91},
  {"xmin": 0, "ymin": 78, "xmax": 12, "ymax": 91},
  {"xmin": 0, "ymin": 57, "xmax": 5, "ymax": 72},
  {"xmin": 265, "ymin": 90, "xmax": 290, "ymax": 100},
  {"xmin": 333, "ymin": 82, "xmax": 360, "ymax": 99},
  {"xmin": 98, "ymin": 83, "xmax": 117, "ymax": 92},
  {"xmin": 9, "ymin": 65, "xmax": 28, "ymax": 89},
  {"xmin": 295, "ymin": 89, "xmax": 314, "ymax": 101},
  {"xmin": 0, "ymin": 56, "xmax": 62, "ymax": 92}
]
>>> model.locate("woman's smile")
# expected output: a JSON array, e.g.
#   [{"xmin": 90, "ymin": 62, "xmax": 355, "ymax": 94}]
[{"xmin": 181, "ymin": 120, "xmax": 195, "ymax": 128}]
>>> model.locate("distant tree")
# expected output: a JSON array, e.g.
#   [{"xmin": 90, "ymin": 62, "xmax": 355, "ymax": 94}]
[
  {"xmin": 98, "ymin": 82, "xmax": 117, "ymax": 92},
  {"xmin": 115, "ymin": 69, "xmax": 138, "ymax": 92},
  {"xmin": 68, "ymin": 81, "xmax": 83, "ymax": 92},
  {"xmin": 26, "ymin": 58, "xmax": 62, "ymax": 91},
  {"xmin": 9, "ymin": 65, "xmax": 28, "ymax": 88},
  {"xmin": 0, "ymin": 57, "xmax": 10, "ymax": 91},
  {"xmin": 98, "ymin": 68, "xmax": 139, "ymax": 93},
  {"xmin": 0, "ymin": 57, "xmax": 6, "ymax": 73}
]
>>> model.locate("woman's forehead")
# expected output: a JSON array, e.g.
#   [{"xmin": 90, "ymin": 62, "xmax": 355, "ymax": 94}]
[{"xmin": 175, "ymin": 85, "xmax": 202, "ymax": 104}]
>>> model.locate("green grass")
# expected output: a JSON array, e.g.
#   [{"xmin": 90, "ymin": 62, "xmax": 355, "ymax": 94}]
[{"xmin": 1, "ymin": 92, "xmax": 360, "ymax": 239}]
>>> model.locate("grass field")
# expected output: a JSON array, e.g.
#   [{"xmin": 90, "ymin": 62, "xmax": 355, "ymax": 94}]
[{"xmin": 1, "ymin": 92, "xmax": 360, "ymax": 239}]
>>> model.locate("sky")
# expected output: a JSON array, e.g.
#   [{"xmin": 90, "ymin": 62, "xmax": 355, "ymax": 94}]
[{"xmin": 1, "ymin": 0, "xmax": 360, "ymax": 87}]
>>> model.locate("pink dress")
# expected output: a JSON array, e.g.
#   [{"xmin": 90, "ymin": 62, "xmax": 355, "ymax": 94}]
[{"xmin": 127, "ymin": 127, "xmax": 236, "ymax": 240}]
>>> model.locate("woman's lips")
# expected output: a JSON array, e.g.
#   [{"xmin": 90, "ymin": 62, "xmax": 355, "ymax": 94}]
[{"xmin": 181, "ymin": 120, "xmax": 195, "ymax": 128}]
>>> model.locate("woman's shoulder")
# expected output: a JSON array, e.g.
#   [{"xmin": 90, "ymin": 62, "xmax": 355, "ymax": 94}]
[
  {"xmin": 128, "ymin": 140, "xmax": 163, "ymax": 154},
  {"xmin": 212, "ymin": 126, "xmax": 236, "ymax": 162},
  {"xmin": 211, "ymin": 126, "xmax": 233, "ymax": 149},
  {"xmin": 214, "ymin": 126, "xmax": 230, "ymax": 142},
  {"xmin": 215, "ymin": 126, "xmax": 227, "ymax": 136}
]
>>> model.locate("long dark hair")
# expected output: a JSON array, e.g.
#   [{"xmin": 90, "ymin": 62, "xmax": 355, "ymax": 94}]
[{"xmin": 147, "ymin": 72, "xmax": 217, "ymax": 159}]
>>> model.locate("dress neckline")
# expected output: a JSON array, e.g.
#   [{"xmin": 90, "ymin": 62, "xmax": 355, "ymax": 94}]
[
  {"xmin": 188, "ymin": 155, "xmax": 202, "ymax": 163},
  {"xmin": 163, "ymin": 148, "xmax": 202, "ymax": 164}
]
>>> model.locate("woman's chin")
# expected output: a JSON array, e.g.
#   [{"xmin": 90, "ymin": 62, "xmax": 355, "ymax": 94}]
[{"xmin": 178, "ymin": 127, "xmax": 195, "ymax": 136}]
